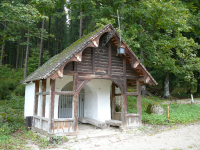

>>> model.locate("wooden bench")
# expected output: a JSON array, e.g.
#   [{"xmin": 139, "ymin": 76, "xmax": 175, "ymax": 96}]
[
  {"xmin": 78, "ymin": 117, "xmax": 107, "ymax": 129},
  {"xmin": 105, "ymin": 120, "xmax": 122, "ymax": 127}
]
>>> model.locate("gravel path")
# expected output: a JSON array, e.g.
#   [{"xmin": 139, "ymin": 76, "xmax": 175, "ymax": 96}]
[{"xmin": 47, "ymin": 123, "xmax": 200, "ymax": 150}]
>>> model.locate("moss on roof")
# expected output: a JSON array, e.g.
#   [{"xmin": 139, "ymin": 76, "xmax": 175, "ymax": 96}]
[{"xmin": 21, "ymin": 25, "xmax": 108, "ymax": 84}]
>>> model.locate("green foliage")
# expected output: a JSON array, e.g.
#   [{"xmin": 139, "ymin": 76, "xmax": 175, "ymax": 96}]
[
  {"xmin": 28, "ymin": 47, "xmax": 50, "ymax": 75},
  {"xmin": 0, "ymin": 65, "xmax": 24, "ymax": 100},
  {"xmin": 127, "ymin": 96, "xmax": 137, "ymax": 114}
]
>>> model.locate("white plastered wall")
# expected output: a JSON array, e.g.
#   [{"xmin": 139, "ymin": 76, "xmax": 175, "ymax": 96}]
[
  {"xmin": 53, "ymin": 78, "xmax": 112, "ymax": 122},
  {"xmin": 24, "ymin": 82, "xmax": 35, "ymax": 117},
  {"xmin": 86, "ymin": 79, "xmax": 112, "ymax": 122},
  {"xmin": 54, "ymin": 75, "xmax": 73, "ymax": 119}
]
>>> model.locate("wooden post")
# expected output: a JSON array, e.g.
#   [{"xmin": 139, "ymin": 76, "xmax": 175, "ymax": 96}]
[
  {"xmin": 42, "ymin": 79, "xmax": 46, "ymax": 117},
  {"xmin": 108, "ymin": 42, "xmax": 111, "ymax": 75},
  {"xmin": 137, "ymin": 80, "xmax": 142, "ymax": 124},
  {"xmin": 91, "ymin": 48, "xmax": 95, "ymax": 74},
  {"xmin": 111, "ymin": 82, "xmax": 115, "ymax": 119},
  {"xmin": 123, "ymin": 57, "xmax": 126, "ymax": 76},
  {"xmin": 73, "ymin": 75, "xmax": 78, "ymax": 132},
  {"xmin": 49, "ymin": 79, "xmax": 55, "ymax": 133},
  {"xmin": 34, "ymin": 80, "xmax": 39, "ymax": 115},
  {"xmin": 121, "ymin": 82, "xmax": 127, "ymax": 128}
]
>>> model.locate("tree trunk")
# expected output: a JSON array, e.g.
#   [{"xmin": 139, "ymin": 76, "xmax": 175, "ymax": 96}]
[
  {"xmin": 38, "ymin": 12, "xmax": 46, "ymax": 67},
  {"xmin": 48, "ymin": 15, "xmax": 51, "ymax": 55},
  {"xmin": 70, "ymin": 19, "xmax": 73, "ymax": 44},
  {"xmin": 54, "ymin": 16, "xmax": 58, "ymax": 55},
  {"xmin": 79, "ymin": 11, "xmax": 83, "ymax": 38},
  {"xmin": 0, "ymin": 22, "xmax": 6, "ymax": 66},
  {"xmin": 197, "ymin": 72, "xmax": 200, "ymax": 93},
  {"xmin": 164, "ymin": 73, "xmax": 170, "ymax": 98},
  {"xmin": 16, "ymin": 38, "xmax": 20, "ymax": 69},
  {"xmin": 24, "ymin": 29, "xmax": 30, "ymax": 78},
  {"xmin": 0, "ymin": 40, "xmax": 5, "ymax": 66}
]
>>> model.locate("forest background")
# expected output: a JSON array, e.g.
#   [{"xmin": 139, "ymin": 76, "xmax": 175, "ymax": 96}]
[{"xmin": 1, "ymin": 0, "xmax": 200, "ymax": 99}]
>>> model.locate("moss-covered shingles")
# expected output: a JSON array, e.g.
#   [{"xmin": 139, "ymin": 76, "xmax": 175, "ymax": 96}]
[{"xmin": 21, "ymin": 25, "xmax": 108, "ymax": 84}]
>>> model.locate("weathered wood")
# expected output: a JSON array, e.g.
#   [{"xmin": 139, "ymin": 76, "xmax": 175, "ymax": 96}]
[
  {"xmin": 105, "ymin": 120, "xmax": 122, "ymax": 127},
  {"xmin": 91, "ymin": 47, "xmax": 95, "ymax": 73},
  {"xmin": 137, "ymin": 81, "xmax": 142, "ymax": 124},
  {"xmin": 54, "ymin": 91, "xmax": 75, "ymax": 95},
  {"xmin": 78, "ymin": 117, "xmax": 107, "ymax": 128},
  {"xmin": 125, "ymin": 113, "xmax": 140, "ymax": 117},
  {"xmin": 123, "ymin": 57, "xmax": 126, "ymax": 76},
  {"xmin": 73, "ymin": 93, "xmax": 78, "ymax": 132},
  {"xmin": 34, "ymin": 80, "xmax": 39, "ymax": 115},
  {"xmin": 108, "ymin": 42, "xmax": 111, "ymax": 75},
  {"xmin": 114, "ymin": 93, "xmax": 121, "ymax": 96},
  {"xmin": 42, "ymin": 79, "xmax": 46, "ymax": 118},
  {"xmin": 54, "ymin": 118, "xmax": 74, "ymax": 122},
  {"xmin": 34, "ymin": 115, "xmax": 49, "ymax": 121},
  {"xmin": 35, "ymin": 92, "xmax": 50, "ymax": 95},
  {"xmin": 126, "ymin": 92, "xmax": 139, "ymax": 96},
  {"xmin": 121, "ymin": 93, "xmax": 127, "ymax": 128},
  {"xmin": 49, "ymin": 79, "xmax": 55, "ymax": 133}
]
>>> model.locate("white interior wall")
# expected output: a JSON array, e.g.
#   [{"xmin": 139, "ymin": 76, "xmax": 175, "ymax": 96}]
[
  {"xmin": 83, "ymin": 83, "xmax": 98, "ymax": 120},
  {"xmin": 82, "ymin": 79, "xmax": 112, "ymax": 122},
  {"xmin": 24, "ymin": 83, "xmax": 35, "ymax": 117},
  {"xmin": 54, "ymin": 75, "xmax": 73, "ymax": 119},
  {"xmin": 88, "ymin": 79, "xmax": 112, "ymax": 122}
]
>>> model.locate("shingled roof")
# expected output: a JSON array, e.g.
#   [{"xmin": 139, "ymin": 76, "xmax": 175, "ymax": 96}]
[{"xmin": 21, "ymin": 24, "xmax": 157, "ymax": 85}]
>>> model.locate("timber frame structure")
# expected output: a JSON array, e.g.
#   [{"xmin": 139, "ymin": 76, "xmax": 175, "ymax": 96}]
[{"xmin": 22, "ymin": 24, "xmax": 157, "ymax": 136}]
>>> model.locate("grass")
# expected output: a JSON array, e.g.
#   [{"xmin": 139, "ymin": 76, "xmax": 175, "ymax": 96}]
[{"xmin": 127, "ymin": 96, "xmax": 200, "ymax": 125}]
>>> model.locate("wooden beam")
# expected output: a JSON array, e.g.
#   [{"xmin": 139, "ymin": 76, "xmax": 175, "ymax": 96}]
[
  {"xmin": 126, "ymin": 92, "xmax": 139, "ymax": 96},
  {"xmin": 92, "ymin": 48, "xmax": 95, "ymax": 73},
  {"xmin": 54, "ymin": 91, "xmax": 75, "ymax": 95},
  {"xmin": 121, "ymin": 93, "xmax": 127, "ymax": 128},
  {"xmin": 53, "ymin": 118, "xmax": 74, "ymax": 122},
  {"xmin": 137, "ymin": 81, "xmax": 142, "ymax": 124},
  {"xmin": 34, "ymin": 80, "xmax": 39, "ymax": 115},
  {"xmin": 49, "ymin": 79, "xmax": 55, "ymax": 133},
  {"xmin": 114, "ymin": 93, "xmax": 121, "ymax": 96},
  {"xmin": 35, "ymin": 92, "xmax": 50, "ymax": 95},
  {"xmin": 42, "ymin": 79, "xmax": 46, "ymax": 117},
  {"xmin": 123, "ymin": 57, "xmax": 126, "ymax": 76},
  {"xmin": 108, "ymin": 42, "xmax": 111, "ymax": 75}
]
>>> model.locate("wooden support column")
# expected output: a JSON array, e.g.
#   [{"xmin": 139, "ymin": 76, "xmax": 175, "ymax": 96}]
[
  {"xmin": 137, "ymin": 80, "xmax": 142, "ymax": 124},
  {"xmin": 91, "ymin": 47, "xmax": 95, "ymax": 74},
  {"xmin": 108, "ymin": 42, "xmax": 111, "ymax": 75},
  {"xmin": 120, "ymin": 81, "xmax": 127, "ymax": 128},
  {"xmin": 73, "ymin": 74, "xmax": 78, "ymax": 132},
  {"xmin": 49, "ymin": 79, "xmax": 55, "ymax": 133},
  {"xmin": 34, "ymin": 80, "xmax": 39, "ymax": 115},
  {"xmin": 42, "ymin": 79, "xmax": 46, "ymax": 117},
  {"xmin": 111, "ymin": 82, "xmax": 115, "ymax": 119},
  {"xmin": 123, "ymin": 57, "xmax": 126, "ymax": 76}
]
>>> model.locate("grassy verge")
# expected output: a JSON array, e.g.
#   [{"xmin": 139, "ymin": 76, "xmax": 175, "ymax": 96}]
[{"xmin": 128, "ymin": 96, "xmax": 200, "ymax": 125}]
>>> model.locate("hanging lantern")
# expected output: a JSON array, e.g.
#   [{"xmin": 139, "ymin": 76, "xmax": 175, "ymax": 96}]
[{"xmin": 117, "ymin": 47, "xmax": 125, "ymax": 54}]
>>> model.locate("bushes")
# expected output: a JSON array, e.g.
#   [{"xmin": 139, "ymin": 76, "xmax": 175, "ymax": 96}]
[
  {"xmin": 0, "ymin": 96, "xmax": 25, "ymax": 141},
  {"xmin": 0, "ymin": 65, "xmax": 24, "ymax": 100}
]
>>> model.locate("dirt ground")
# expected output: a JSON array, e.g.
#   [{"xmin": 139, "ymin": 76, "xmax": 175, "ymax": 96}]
[{"xmin": 27, "ymin": 122, "xmax": 200, "ymax": 150}]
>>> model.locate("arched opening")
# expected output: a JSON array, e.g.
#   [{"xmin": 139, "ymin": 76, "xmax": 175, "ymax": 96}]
[{"xmin": 58, "ymin": 81, "xmax": 85, "ymax": 118}]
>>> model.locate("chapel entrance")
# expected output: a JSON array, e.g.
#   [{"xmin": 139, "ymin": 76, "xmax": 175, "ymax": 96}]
[{"xmin": 58, "ymin": 82, "xmax": 85, "ymax": 118}]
